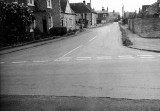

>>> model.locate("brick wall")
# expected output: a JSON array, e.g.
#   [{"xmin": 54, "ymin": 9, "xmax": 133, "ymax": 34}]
[{"xmin": 128, "ymin": 18, "xmax": 160, "ymax": 38}]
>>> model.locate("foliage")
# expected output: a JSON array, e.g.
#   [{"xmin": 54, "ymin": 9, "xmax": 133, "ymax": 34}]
[
  {"xmin": 0, "ymin": 1, "xmax": 34, "ymax": 44},
  {"xmin": 49, "ymin": 27, "xmax": 67, "ymax": 36}
]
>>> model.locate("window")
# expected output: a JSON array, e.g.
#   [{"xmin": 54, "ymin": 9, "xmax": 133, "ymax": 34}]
[
  {"xmin": 103, "ymin": 14, "xmax": 106, "ymax": 18},
  {"xmin": 48, "ymin": 16, "xmax": 53, "ymax": 29},
  {"xmin": 27, "ymin": 0, "xmax": 34, "ymax": 6},
  {"xmin": 47, "ymin": 0, "xmax": 52, "ymax": 8}
]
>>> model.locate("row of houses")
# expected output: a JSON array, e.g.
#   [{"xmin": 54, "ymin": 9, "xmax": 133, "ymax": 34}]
[
  {"xmin": 124, "ymin": 0, "xmax": 160, "ymax": 19},
  {"xmin": 2, "ymin": 0, "xmax": 120, "ymax": 35},
  {"xmin": 2, "ymin": 0, "xmax": 98, "ymax": 34}
]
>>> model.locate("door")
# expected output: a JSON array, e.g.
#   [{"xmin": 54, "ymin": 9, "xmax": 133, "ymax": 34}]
[{"xmin": 42, "ymin": 18, "xmax": 47, "ymax": 33}]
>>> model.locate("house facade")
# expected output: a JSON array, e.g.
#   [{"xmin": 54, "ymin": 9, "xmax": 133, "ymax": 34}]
[
  {"xmin": 70, "ymin": 0, "xmax": 97, "ymax": 28},
  {"xmin": 96, "ymin": 7, "xmax": 109, "ymax": 24},
  {"xmin": 60, "ymin": 0, "xmax": 76, "ymax": 30}
]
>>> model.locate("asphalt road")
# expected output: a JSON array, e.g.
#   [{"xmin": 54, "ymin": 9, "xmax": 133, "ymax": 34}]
[{"xmin": 1, "ymin": 22, "xmax": 160, "ymax": 99}]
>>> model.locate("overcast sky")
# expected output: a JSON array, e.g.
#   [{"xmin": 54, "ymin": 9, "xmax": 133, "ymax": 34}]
[{"xmin": 69, "ymin": 0, "xmax": 157, "ymax": 15}]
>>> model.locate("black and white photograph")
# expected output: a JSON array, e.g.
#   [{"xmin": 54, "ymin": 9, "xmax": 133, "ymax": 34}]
[{"xmin": 0, "ymin": 0, "xmax": 160, "ymax": 110}]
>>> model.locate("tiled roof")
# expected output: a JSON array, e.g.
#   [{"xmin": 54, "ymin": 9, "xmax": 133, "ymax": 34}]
[
  {"xmin": 146, "ymin": 2, "xmax": 159, "ymax": 15},
  {"xmin": 60, "ymin": 0, "xmax": 67, "ymax": 13},
  {"xmin": 70, "ymin": 3, "xmax": 91, "ymax": 13},
  {"xmin": 96, "ymin": 10, "xmax": 108, "ymax": 14}
]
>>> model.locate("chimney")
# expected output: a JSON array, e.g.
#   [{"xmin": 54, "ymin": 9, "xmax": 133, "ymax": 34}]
[
  {"xmin": 102, "ymin": 7, "xmax": 105, "ymax": 11},
  {"xmin": 83, "ymin": 0, "xmax": 86, "ymax": 4},
  {"xmin": 87, "ymin": 3, "xmax": 91, "ymax": 8},
  {"xmin": 107, "ymin": 7, "xmax": 108, "ymax": 12},
  {"xmin": 113, "ymin": 10, "xmax": 115, "ymax": 13}
]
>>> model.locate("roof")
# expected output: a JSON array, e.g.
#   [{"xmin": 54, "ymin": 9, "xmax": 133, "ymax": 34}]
[
  {"xmin": 70, "ymin": 3, "xmax": 91, "ymax": 13},
  {"xmin": 60, "ymin": 0, "xmax": 67, "ymax": 13},
  {"xmin": 60, "ymin": 0, "xmax": 75, "ymax": 14},
  {"xmin": 96, "ymin": 10, "xmax": 108, "ymax": 14},
  {"xmin": 108, "ymin": 12, "xmax": 120, "ymax": 16},
  {"xmin": 142, "ymin": 5, "xmax": 150, "ymax": 12},
  {"xmin": 146, "ymin": 2, "xmax": 159, "ymax": 15}
]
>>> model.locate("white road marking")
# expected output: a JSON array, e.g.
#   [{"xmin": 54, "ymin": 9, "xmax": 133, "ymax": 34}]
[
  {"xmin": 76, "ymin": 57, "xmax": 92, "ymax": 61},
  {"xmin": 158, "ymin": 55, "xmax": 160, "ymax": 57},
  {"xmin": 32, "ymin": 60, "xmax": 48, "ymax": 63},
  {"xmin": 0, "ymin": 62, "xmax": 5, "ymax": 64},
  {"xmin": 137, "ymin": 55, "xmax": 153, "ymax": 57},
  {"xmin": 139, "ymin": 56, "xmax": 155, "ymax": 59},
  {"xmin": 97, "ymin": 56, "xmax": 112, "ymax": 60},
  {"xmin": 12, "ymin": 61, "xmax": 27, "ymax": 64},
  {"xmin": 62, "ymin": 45, "xmax": 83, "ymax": 57},
  {"xmin": 54, "ymin": 57, "xmax": 72, "ymax": 61},
  {"xmin": 89, "ymin": 36, "xmax": 96, "ymax": 42}
]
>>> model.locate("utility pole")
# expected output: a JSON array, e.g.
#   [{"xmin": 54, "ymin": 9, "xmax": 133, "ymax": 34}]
[
  {"xmin": 122, "ymin": 5, "xmax": 124, "ymax": 19},
  {"xmin": 90, "ymin": 0, "xmax": 92, "ymax": 26}
]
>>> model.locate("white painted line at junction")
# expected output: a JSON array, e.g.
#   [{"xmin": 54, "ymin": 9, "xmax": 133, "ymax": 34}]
[
  {"xmin": 32, "ymin": 60, "xmax": 49, "ymax": 63},
  {"xmin": 12, "ymin": 61, "xmax": 27, "ymax": 64},
  {"xmin": 137, "ymin": 55, "xmax": 153, "ymax": 57},
  {"xmin": 0, "ymin": 62, "xmax": 5, "ymax": 64},
  {"xmin": 139, "ymin": 56, "xmax": 155, "ymax": 59},
  {"xmin": 62, "ymin": 45, "xmax": 83, "ymax": 57},
  {"xmin": 97, "ymin": 56, "xmax": 112, "ymax": 60},
  {"xmin": 76, "ymin": 57, "xmax": 92, "ymax": 61},
  {"xmin": 54, "ymin": 57, "xmax": 72, "ymax": 62},
  {"xmin": 89, "ymin": 36, "xmax": 96, "ymax": 42}
]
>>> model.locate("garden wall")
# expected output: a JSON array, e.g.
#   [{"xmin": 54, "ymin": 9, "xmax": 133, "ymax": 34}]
[{"xmin": 128, "ymin": 18, "xmax": 160, "ymax": 38}]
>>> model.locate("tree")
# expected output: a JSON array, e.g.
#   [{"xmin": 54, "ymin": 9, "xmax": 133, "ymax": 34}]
[{"xmin": 0, "ymin": 1, "xmax": 34, "ymax": 45}]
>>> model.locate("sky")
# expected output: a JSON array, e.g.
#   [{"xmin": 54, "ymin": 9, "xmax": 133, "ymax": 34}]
[{"xmin": 69, "ymin": 0, "xmax": 157, "ymax": 15}]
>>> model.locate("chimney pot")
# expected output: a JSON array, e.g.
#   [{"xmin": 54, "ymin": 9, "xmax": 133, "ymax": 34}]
[{"xmin": 83, "ymin": 0, "xmax": 86, "ymax": 4}]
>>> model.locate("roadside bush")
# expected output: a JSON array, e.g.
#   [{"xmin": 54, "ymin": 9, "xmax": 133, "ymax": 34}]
[{"xmin": 50, "ymin": 27, "xmax": 67, "ymax": 36}]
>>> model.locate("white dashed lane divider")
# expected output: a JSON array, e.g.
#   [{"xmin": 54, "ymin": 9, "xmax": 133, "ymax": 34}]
[
  {"xmin": 137, "ymin": 55, "xmax": 155, "ymax": 59},
  {"xmin": 0, "ymin": 62, "xmax": 5, "ymax": 64},
  {"xmin": 54, "ymin": 57, "xmax": 72, "ymax": 61},
  {"xmin": 11, "ymin": 61, "xmax": 27, "ymax": 64},
  {"xmin": 76, "ymin": 57, "xmax": 92, "ymax": 61},
  {"xmin": 89, "ymin": 36, "xmax": 97, "ymax": 42}
]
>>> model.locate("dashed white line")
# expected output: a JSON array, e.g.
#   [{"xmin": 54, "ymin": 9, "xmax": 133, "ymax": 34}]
[
  {"xmin": 76, "ymin": 57, "xmax": 92, "ymax": 61},
  {"xmin": 54, "ymin": 57, "xmax": 72, "ymax": 61},
  {"xmin": 89, "ymin": 36, "xmax": 96, "ymax": 42},
  {"xmin": 62, "ymin": 45, "xmax": 83, "ymax": 57},
  {"xmin": 139, "ymin": 56, "xmax": 155, "ymax": 59},
  {"xmin": 0, "ymin": 62, "xmax": 5, "ymax": 64},
  {"xmin": 137, "ymin": 55, "xmax": 153, "ymax": 57},
  {"xmin": 12, "ymin": 61, "xmax": 27, "ymax": 64}
]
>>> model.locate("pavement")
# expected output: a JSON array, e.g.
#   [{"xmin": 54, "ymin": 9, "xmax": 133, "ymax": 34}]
[
  {"xmin": 0, "ymin": 22, "xmax": 160, "ymax": 110},
  {"xmin": 121, "ymin": 25, "xmax": 160, "ymax": 53}
]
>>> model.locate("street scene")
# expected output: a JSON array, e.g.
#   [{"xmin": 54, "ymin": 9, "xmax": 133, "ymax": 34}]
[{"xmin": 0, "ymin": 0, "xmax": 160, "ymax": 110}]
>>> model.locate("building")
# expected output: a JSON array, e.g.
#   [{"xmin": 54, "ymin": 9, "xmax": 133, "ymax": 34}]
[
  {"xmin": 60, "ymin": 0, "xmax": 76, "ymax": 30},
  {"xmin": 70, "ymin": 0, "xmax": 97, "ymax": 28},
  {"xmin": 96, "ymin": 8, "xmax": 120, "ymax": 23},
  {"xmin": 144, "ymin": 0, "xmax": 160, "ymax": 18},
  {"xmin": 96, "ymin": 7, "xmax": 109, "ymax": 24},
  {"xmin": 3, "ymin": 0, "xmax": 76, "ymax": 33}
]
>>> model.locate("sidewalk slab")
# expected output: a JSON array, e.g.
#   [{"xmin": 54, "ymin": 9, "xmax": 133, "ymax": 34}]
[{"xmin": 121, "ymin": 25, "xmax": 160, "ymax": 53}]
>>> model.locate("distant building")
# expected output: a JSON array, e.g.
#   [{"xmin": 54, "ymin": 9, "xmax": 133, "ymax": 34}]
[
  {"xmin": 70, "ymin": 0, "xmax": 97, "ymax": 28},
  {"xmin": 96, "ymin": 8, "xmax": 120, "ymax": 24},
  {"xmin": 96, "ymin": 7, "xmax": 109, "ymax": 24}
]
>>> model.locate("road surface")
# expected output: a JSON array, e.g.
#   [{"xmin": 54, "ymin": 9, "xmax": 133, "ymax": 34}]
[{"xmin": 1, "ymin": 22, "xmax": 160, "ymax": 99}]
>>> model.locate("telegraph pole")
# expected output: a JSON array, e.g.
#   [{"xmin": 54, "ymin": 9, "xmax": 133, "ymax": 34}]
[{"xmin": 90, "ymin": 0, "xmax": 92, "ymax": 26}]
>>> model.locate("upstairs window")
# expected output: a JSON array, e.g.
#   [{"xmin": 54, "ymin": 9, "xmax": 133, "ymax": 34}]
[
  {"xmin": 27, "ymin": 0, "xmax": 34, "ymax": 6},
  {"xmin": 47, "ymin": 0, "xmax": 52, "ymax": 8},
  {"xmin": 103, "ymin": 14, "xmax": 106, "ymax": 18}
]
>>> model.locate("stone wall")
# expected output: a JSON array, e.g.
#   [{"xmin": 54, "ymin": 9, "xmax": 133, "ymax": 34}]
[{"xmin": 128, "ymin": 18, "xmax": 160, "ymax": 38}]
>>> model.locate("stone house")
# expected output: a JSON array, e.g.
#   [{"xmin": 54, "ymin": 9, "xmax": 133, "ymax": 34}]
[
  {"xmin": 3, "ymin": 0, "xmax": 76, "ymax": 33},
  {"xmin": 96, "ymin": 7, "xmax": 109, "ymax": 24},
  {"xmin": 144, "ymin": 0, "xmax": 160, "ymax": 18},
  {"xmin": 70, "ymin": 0, "xmax": 97, "ymax": 28},
  {"xmin": 60, "ymin": 0, "xmax": 76, "ymax": 30}
]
